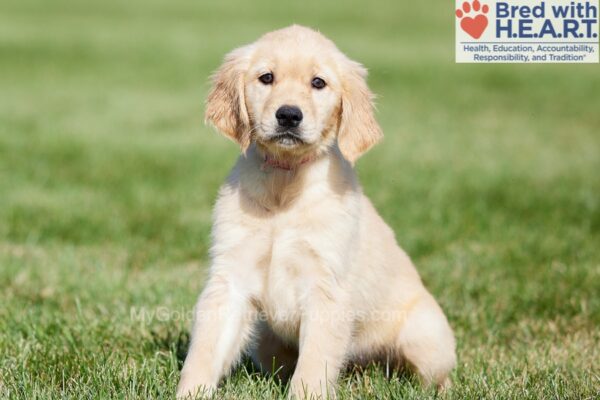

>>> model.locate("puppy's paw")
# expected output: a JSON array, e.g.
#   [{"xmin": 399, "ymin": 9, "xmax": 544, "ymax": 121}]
[
  {"xmin": 176, "ymin": 378, "xmax": 215, "ymax": 399},
  {"xmin": 288, "ymin": 379, "xmax": 335, "ymax": 400},
  {"xmin": 437, "ymin": 376, "xmax": 452, "ymax": 392},
  {"xmin": 288, "ymin": 381, "xmax": 310, "ymax": 400}
]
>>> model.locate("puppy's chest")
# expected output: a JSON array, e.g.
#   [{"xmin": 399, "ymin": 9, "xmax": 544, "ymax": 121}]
[
  {"xmin": 256, "ymin": 222, "xmax": 322, "ymax": 341},
  {"xmin": 226, "ymin": 184, "xmax": 359, "ymax": 340}
]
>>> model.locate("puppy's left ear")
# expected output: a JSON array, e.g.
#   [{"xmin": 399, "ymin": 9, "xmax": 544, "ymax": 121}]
[
  {"xmin": 205, "ymin": 45, "xmax": 253, "ymax": 152},
  {"xmin": 337, "ymin": 60, "xmax": 383, "ymax": 163}
]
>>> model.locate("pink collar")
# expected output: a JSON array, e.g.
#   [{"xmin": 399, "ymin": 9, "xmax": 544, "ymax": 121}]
[{"xmin": 262, "ymin": 153, "xmax": 314, "ymax": 171}]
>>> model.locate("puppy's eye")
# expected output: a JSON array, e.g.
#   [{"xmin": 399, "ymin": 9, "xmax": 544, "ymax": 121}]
[
  {"xmin": 311, "ymin": 77, "xmax": 326, "ymax": 89},
  {"xmin": 258, "ymin": 73, "xmax": 274, "ymax": 85}
]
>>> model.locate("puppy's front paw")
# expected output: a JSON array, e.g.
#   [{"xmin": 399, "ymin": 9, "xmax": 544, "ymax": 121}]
[
  {"xmin": 288, "ymin": 378, "xmax": 334, "ymax": 400},
  {"xmin": 287, "ymin": 384, "xmax": 309, "ymax": 400},
  {"xmin": 176, "ymin": 377, "xmax": 215, "ymax": 399}
]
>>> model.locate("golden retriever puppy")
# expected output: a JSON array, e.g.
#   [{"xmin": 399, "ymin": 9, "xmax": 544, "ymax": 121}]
[{"xmin": 177, "ymin": 25, "xmax": 456, "ymax": 399}]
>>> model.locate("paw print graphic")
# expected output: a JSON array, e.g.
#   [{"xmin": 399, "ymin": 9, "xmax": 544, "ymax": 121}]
[{"xmin": 456, "ymin": 0, "xmax": 489, "ymax": 39}]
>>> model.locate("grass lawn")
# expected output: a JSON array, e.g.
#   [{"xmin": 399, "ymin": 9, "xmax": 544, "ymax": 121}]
[{"xmin": 1, "ymin": 0, "xmax": 599, "ymax": 398}]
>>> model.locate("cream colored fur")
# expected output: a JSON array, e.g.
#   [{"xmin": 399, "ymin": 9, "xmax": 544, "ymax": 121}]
[{"xmin": 177, "ymin": 25, "xmax": 456, "ymax": 399}]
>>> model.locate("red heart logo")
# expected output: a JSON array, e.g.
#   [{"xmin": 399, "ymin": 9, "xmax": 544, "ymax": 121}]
[{"xmin": 460, "ymin": 14, "xmax": 488, "ymax": 39}]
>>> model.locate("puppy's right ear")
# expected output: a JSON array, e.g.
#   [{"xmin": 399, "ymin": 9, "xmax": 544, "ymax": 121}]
[{"xmin": 205, "ymin": 45, "xmax": 253, "ymax": 152}]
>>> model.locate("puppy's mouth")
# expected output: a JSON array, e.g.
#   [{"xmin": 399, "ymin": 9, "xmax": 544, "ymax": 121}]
[{"xmin": 269, "ymin": 131, "xmax": 305, "ymax": 147}]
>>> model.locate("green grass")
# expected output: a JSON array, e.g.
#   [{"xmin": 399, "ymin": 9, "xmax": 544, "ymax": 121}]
[{"xmin": 1, "ymin": 0, "xmax": 599, "ymax": 398}]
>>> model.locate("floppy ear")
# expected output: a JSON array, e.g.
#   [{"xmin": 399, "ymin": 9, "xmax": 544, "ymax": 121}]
[
  {"xmin": 337, "ymin": 61, "xmax": 383, "ymax": 163},
  {"xmin": 205, "ymin": 46, "xmax": 253, "ymax": 152}
]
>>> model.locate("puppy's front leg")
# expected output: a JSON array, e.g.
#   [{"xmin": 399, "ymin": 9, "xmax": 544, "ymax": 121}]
[
  {"xmin": 177, "ymin": 274, "xmax": 255, "ymax": 399},
  {"xmin": 290, "ymin": 291, "xmax": 351, "ymax": 399}
]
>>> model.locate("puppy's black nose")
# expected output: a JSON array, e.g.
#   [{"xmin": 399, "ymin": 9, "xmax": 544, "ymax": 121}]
[{"xmin": 276, "ymin": 105, "xmax": 303, "ymax": 128}]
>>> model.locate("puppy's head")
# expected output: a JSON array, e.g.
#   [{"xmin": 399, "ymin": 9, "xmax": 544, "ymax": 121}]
[{"xmin": 205, "ymin": 25, "xmax": 382, "ymax": 163}]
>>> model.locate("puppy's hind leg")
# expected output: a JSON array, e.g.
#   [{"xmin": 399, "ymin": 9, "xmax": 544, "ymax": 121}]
[{"xmin": 395, "ymin": 294, "xmax": 456, "ymax": 389}]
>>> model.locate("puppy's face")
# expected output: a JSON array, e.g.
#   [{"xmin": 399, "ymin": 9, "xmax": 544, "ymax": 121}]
[
  {"xmin": 245, "ymin": 41, "xmax": 340, "ymax": 156},
  {"xmin": 205, "ymin": 25, "xmax": 382, "ymax": 162}
]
